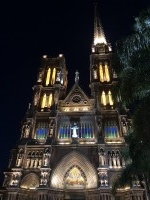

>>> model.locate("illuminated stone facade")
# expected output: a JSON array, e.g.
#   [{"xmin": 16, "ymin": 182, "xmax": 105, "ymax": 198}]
[{"xmin": 0, "ymin": 4, "xmax": 145, "ymax": 200}]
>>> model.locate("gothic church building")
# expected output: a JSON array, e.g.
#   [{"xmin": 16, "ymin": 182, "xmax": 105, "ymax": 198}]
[{"xmin": 0, "ymin": 4, "xmax": 145, "ymax": 200}]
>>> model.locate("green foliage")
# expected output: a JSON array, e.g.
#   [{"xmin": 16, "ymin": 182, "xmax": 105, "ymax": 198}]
[
  {"xmin": 113, "ymin": 9, "xmax": 150, "ymax": 105},
  {"xmin": 112, "ymin": 8, "xmax": 150, "ymax": 198}
]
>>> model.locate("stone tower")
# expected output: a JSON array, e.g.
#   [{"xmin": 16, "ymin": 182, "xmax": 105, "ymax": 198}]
[{"xmin": 0, "ymin": 3, "xmax": 145, "ymax": 200}]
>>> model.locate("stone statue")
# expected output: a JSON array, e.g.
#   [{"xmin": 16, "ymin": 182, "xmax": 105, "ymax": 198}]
[
  {"xmin": 26, "ymin": 158, "xmax": 31, "ymax": 168},
  {"xmin": 99, "ymin": 153, "xmax": 106, "ymax": 166},
  {"xmin": 71, "ymin": 123, "xmax": 78, "ymax": 138},
  {"xmin": 24, "ymin": 125, "xmax": 30, "ymax": 138},
  {"xmin": 56, "ymin": 71, "xmax": 61, "ymax": 82},
  {"xmin": 93, "ymin": 69, "xmax": 98, "ymax": 79},
  {"xmin": 116, "ymin": 154, "xmax": 121, "ymax": 167},
  {"xmin": 37, "ymin": 71, "xmax": 42, "ymax": 82},
  {"xmin": 34, "ymin": 158, "xmax": 38, "ymax": 168},
  {"xmin": 34, "ymin": 92, "xmax": 39, "ymax": 106},
  {"xmin": 16, "ymin": 156, "xmax": 23, "ymax": 167},
  {"xmin": 43, "ymin": 153, "xmax": 50, "ymax": 166},
  {"xmin": 75, "ymin": 71, "xmax": 79, "ymax": 83}
]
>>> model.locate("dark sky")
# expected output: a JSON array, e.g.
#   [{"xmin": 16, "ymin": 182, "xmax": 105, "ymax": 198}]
[{"xmin": 0, "ymin": 0, "xmax": 149, "ymax": 184}]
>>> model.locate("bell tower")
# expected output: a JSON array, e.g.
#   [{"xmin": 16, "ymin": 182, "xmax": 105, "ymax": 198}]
[{"xmin": 90, "ymin": 3, "xmax": 115, "ymax": 112}]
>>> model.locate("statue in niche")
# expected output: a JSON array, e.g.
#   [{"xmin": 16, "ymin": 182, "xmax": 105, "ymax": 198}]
[
  {"xmin": 24, "ymin": 125, "xmax": 30, "ymax": 138},
  {"xmin": 71, "ymin": 123, "xmax": 78, "ymax": 138},
  {"xmin": 37, "ymin": 71, "xmax": 42, "ymax": 82},
  {"xmin": 38, "ymin": 159, "xmax": 42, "ymax": 167},
  {"xmin": 16, "ymin": 155, "xmax": 23, "ymax": 167},
  {"xmin": 26, "ymin": 158, "xmax": 31, "ymax": 168},
  {"xmin": 34, "ymin": 92, "xmax": 39, "ymax": 106},
  {"xmin": 43, "ymin": 154, "xmax": 50, "ymax": 166},
  {"xmin": 30, "ymin": 158, "xmax": 34, "ymax": 168},
  {"xmin": 99, "ymin": 152, "xmax": 106, "ymax": 166},
  {"xmin": 112, "ymin": 152, "xmax": 116, "ymax": 167},
  {"xmin": 34, "ymin": 158, "xmax": 38, "ymax": 168},
  {"xmin": 56, "ymin": 71, "xmax": 61, "ymax": 82},
  {"xmin": 122, "ymin": 122, "xmax": 127, "ymax": 135},
  {"xmin": 93, "ymin": 69, "xmax": 98, "ymax": 79},
  {"xmin": 116, "ymin": 152, "xmax": 121, "ymax": 167}
]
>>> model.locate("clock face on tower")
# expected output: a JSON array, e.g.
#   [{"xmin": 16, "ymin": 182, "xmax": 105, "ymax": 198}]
[{"xmin": 72, "ymin": 95, "xmax": 81, "ymax": 103}]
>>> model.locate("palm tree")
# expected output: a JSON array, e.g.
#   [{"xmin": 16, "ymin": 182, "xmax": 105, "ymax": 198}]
[
  {"xmin": 114, "ymin": 9, "xmax": 150, "ymax": 105},
  {"xmin": 112, "ymin": 8, "xmax": 150, "ymax": 200}
]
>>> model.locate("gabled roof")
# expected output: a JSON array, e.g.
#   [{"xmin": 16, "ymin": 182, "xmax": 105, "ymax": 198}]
[{"xmin": 58, "ymin": 82, "xmax": 94, "ymax": 113}]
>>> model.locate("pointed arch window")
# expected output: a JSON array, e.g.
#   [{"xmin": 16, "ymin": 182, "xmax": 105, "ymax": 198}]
[
  {"xmin": 104, "ymin": 120, "xmax": 119, "ymax": 138},
  {"xmin": 41, "ymin": 93, "xmax": 53, "ymax": 109},
  {"xmin": 46, "ymin": 68, "xmax": 51, "ymax": 86},
  {"xmin": 108, "ymin": 91, "xmax": 113, "ymax": 106},
  {"xmin": 58, "ymin": 122, "xmax": 94, "ymax": 139},
  {"xmin": 101, "ymin": 91, "xmax": 113, "ymax": 106},
  {"xmin": 99, "ymin": 64, "xmax": 104, "ymax": 82},
  {"xmin": 104, "ymin": 63, "xmax": 110, "ymax": 82},
  {"xmin": 101, "ymin": 91, "xmax": 106, "ymax": 106},
  {"xmin": 36, "ymin": 121, "xmax": 49, "ymax": 140},
  {"xmin": 41, "ymin": 93, "xmax": 47, "ymax": 108},
  {"xmin": 99, "ymin": 63, "xmax": 110, "ymax": 83},
  {"xmin": 51, "ymin": 68, "xmax": 56, "ymax": 85},
  {"xmin": 48, "ymin": 93, "xmax": 53, "ymax": 107}
]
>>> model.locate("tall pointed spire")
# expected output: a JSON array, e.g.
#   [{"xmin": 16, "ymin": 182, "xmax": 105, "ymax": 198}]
[{"xmin": 94, "ymin": 3, "xmax": 107, "ymax": 45}]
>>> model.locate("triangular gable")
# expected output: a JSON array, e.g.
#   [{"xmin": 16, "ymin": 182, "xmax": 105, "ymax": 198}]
[{"xmin": 59, "ymin": 83, "xmax": 94, "ymax": 112}]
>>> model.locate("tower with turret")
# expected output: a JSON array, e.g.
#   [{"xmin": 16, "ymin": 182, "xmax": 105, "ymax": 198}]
[{"xmin": 0, "ymin": 3, "xmax": 145, "ymax": 200}]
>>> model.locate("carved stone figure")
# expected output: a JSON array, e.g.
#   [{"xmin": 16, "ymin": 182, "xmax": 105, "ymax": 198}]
[
  {"xmin": 23, "ymin": 125, "xmax": 30, "ymax": 138},
  {"xmin": 37, "ymin": 71, "xmax": 42, "ymax": 82},
  {"xmin": 99, "ymin": 153, "xmax": 106, "ymax": 166},
  {"xmin": 34, "ymin": 92, "xmax": 39, "ymax": 106},
  {"xmin": 56, "ymin": 71, "xmax": 61, "ymax": 82},
  {"xmin": 93, "ymin": 69, "xmax": 98, "ymax": 79},
  {"xmin": 71, "ymin": 123, "xmax": 78, "ymax": 138},
  {"xmin": 43, "ymin": 153, "xmax": 50, "ymax": 166},
  {"xmin": 26, "ymin": 158, "xmax": 31, "ymax": 168},
  {"xmin": 75, "ymin": 71, "xmax": 79, "ymax": 83}
]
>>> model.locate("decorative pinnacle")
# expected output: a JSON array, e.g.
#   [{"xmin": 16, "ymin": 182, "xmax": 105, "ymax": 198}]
[{"xmin": 94, "ymin": 3, "xmax": 107, "ymax": 45}]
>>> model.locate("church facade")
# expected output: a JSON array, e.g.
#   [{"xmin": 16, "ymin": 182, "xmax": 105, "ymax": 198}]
[{"xmin": 0, "ymin": 5, "xmax": 145, "ymax": 200}]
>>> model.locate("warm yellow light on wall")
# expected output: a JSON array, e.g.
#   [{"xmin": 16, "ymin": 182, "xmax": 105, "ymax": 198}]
[
  {"xmin": 46, "ymin": 68, "xmax": 51, "ymax": 86},
  {"xmin": 104, "ymin": 64, "xmax": 110, "ymax": 82},
  {"xmin": 108, "ymin": 91, "xmax": 113, "ymax": 105},
  {"xmin": 101, "ymin": 91, "xmax": 106, "ymax": 106},
  {"xmin": 99, "ymin": 64, "xmax": 104, "ymax": 82},
  {"xmin": 51, "ymin": 68, "xmax": 56, "ymax": 85},
  {"xmin": 41, "ymin": 94, "xmax": 47, "ymax": 108},
  {"xmin": 48, "ymin": 93, "xmax": 53, "ymax": 107}
]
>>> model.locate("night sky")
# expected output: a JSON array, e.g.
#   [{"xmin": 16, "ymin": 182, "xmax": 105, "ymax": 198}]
[{"xmin": 0, "ymin": 0, "xmax": 149, "ymax": 184}]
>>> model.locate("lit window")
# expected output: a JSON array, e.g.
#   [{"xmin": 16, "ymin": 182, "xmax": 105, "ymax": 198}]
[
  {"xmin": 48, "ymin": 93, "xmax": 53, "ymax": 107},
  {"xmin": 36, "ymin": 122, "xmax": 49, "ymax": 140},
  {"xmin": 51, "ymin": 68, "xmax": 56, "ymax": 85},
  {"xmin": 101, "ymin": 91, "xmax": 106, "ymax": 106},
  {"xmin": 104, "ymin": 63, "xmax": 110, "ymax": 82},
  {"xmin": 108, "ymin": 91, "xmax": 113, "ymax": 105},
  {"xmin": 99, "ymin": 64, "xmax": 104, "ymax": 82},
  {"xmin": 41, "ymin": 94, "xmax": 47, "ymax": 108},
  {"xmin": 46, "ymin": 68, "xmax": 51, "ymax": 86}
]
